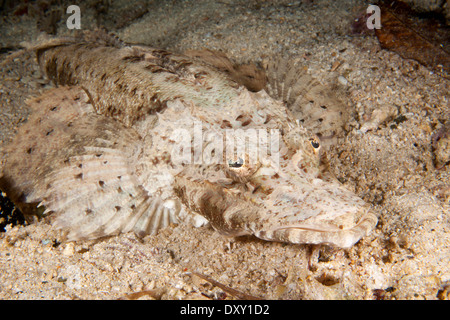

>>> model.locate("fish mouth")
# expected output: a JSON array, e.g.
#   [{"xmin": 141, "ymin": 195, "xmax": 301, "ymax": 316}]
[
  {"xmin": 254, "ymin": 206, "xmax": 378, "ymax": 248},
  {"xmin": 174, "ymin": 159, "xmax": 378, "ymax": 248}
]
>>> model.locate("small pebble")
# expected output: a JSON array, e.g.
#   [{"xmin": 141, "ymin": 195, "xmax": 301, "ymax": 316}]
[
  {"xmin": 62, "ymin": 243, "xmax": 75, "ymax": 256},
  {"xmin": 192, "ymin": 214, "xmax": 209, "ymax": 228},
  {"xmin": 360, "ymin": 105, "xmax": 398, "ymax": 133},
  {"xmin": 337, "ymin": 75, "xmax": 348, "ymax": 86}
]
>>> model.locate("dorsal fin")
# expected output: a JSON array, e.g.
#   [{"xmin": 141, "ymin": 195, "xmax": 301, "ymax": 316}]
[{"xmin": 264, "ymin": 57, "xmax": 351, "ymax": 137}]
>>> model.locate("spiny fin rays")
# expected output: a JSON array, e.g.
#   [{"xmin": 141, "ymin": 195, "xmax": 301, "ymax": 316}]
[{"xmin": 0, "ymin": 86, "xmax": 179, "ymax": 240}]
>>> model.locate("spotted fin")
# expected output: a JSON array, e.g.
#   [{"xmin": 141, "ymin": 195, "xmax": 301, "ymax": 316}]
[
  {"xmin": 184, "ymin": 49, "xmax": 267, "ymax": 92},
  {"xmin": 264, "ymin": 57, "xmax": 350, "ymax": 137},
  {"xmin": 0, "ymin": 86, "xmax": 178, "ymax": 240}
]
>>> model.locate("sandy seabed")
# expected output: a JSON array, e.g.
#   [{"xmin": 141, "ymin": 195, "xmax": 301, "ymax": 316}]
[{"xmin": 0, "ymin": 0, "xmax": 448, "ymax": 300}]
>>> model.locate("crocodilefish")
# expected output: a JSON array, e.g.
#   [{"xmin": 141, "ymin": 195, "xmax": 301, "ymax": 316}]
[{"xmin": 0, "ymin": 31, "xmax": 377, "ymax": 248}]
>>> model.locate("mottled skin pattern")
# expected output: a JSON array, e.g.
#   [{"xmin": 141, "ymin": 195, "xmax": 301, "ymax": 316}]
[
  {"xmin": 36, "ymin": 39, "xmax": 240, "ymax": 127},
  {"xmin": 0, "ymin": 33, "xmax": 377, "ymax": 247}
]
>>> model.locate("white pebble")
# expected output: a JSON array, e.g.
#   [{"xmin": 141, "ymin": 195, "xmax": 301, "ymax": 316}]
[
  {"xmin": 192, "ymin": 214, "xmax": 209, "ymax": 228},
  {"xmin": 62, "ymin": 243, "xmax": 75, "ymax": 256},
  {"xmin": 338, "ymin": 75, "xmax": 348, "ymax": 86}
]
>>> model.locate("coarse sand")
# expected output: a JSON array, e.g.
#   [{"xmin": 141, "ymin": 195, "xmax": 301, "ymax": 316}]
[{"xmin": 0, "ymin": 0, "xmax": 448, "ymax": 300}]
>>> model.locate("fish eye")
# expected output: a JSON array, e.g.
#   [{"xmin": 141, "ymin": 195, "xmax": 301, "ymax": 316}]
[
  {"xmin": 310, "ymin": 139, "xmax": 320, "ymax": 149},
  {"xmin": 228, "ymin": 158, "xmax": 244, "ymax": 168}
]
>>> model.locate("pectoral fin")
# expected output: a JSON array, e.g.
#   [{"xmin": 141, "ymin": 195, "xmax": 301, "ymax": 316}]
[{"xmin": 0, "ymin": 86, "xmax": 178, "ymax": 240}]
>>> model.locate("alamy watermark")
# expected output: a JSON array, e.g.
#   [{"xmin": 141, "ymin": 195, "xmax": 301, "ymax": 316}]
[
  {"xmin": 66, "ymin": 5, "xmax": 81, "ymax": 29},
  {"xmin": 169, "ymin": 121, "xmax": 281, "ymax": 169},
  {"xmin": 64, "ymin": 4, "xmax": 381, "ymax": 31},
  {"xmin": 59, "ymin": 3, "xmax": 381, "ymax": 171},
  {"xmin": 366, "ymin": 4, "xmax": 381, "ymax": 30}
]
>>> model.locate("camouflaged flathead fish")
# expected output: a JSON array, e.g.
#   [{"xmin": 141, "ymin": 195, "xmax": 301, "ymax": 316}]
[{"xmin": 0, "ymin": 32, "xmax": 377, "ymax": 247}]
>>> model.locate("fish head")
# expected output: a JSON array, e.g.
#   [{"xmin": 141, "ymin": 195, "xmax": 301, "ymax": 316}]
[{"xmin": 173, "ymin": 90, "xmax": 377, "ymax": 248}]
